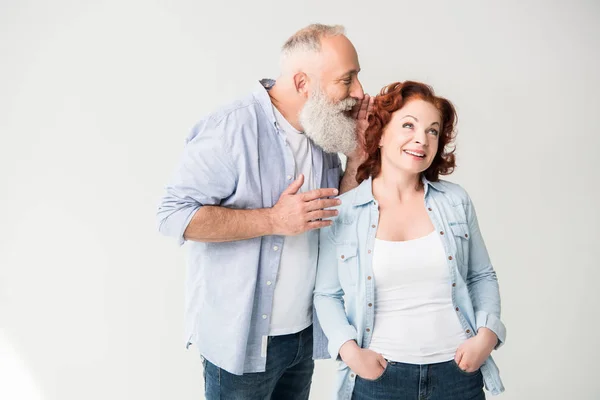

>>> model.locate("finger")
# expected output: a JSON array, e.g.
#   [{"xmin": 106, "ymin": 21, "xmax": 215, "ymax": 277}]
[
  {"xmin": 459, "ymin": 361, "xmax": 471, "ymax": 372},
  {"xmin": 300, "ymin": 187, "xmax": 339, "ymax": 202},
  {"xmin": 282, "ymin": 174, "xmax": 304, "ymax": 195},
  {"xmin": 366, "ymin": 95, "xmax": 374, "ymax": 116},
  {"xmin": 307, "ymin": 209, "xmax": 339, "ymax": 221},
  {"xmin": 305, "ymin": 198, "xmax": 341, "ymax": 212},
  {"xmin": 351, "ymin": 97, "xmax": 363, "ymax": 119},
  {"xmin": 306, "ymin": 220, "xmax": 334, "ymax": 231},
  {"xmin": 454, "ymin": 349, "xmax": 463, "ymax": 365},
  {"xmin": 357, "ymin": 94, "xmax": 370, "ymax": 120},
  {"xmin": 378, "ymin": 354, "xmax": 387, "ymax": 368}
]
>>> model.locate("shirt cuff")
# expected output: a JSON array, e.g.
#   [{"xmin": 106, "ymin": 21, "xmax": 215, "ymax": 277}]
[
  {"xmin": 158, "ymin": 205, "xmax": 201, "ymax": 246},
  {"xmin": 327, "ymin": 326, "xmax": 358, "ymax": 361},
  {"xmin": 475, "ymin": 311, "xmax": 506, "ymax": 350}
]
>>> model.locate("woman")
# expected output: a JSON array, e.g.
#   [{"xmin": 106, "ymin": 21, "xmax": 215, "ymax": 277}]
[{"xmin": 314, "ymin": 81, "xmax": 505, "ymax": 400}]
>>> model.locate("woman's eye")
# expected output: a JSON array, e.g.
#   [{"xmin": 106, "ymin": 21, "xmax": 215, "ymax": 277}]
[
  {"xmin": 402, "ymin": 123, "xmax": 414, "ymax": 129},
  {"xmin": 428, "ymin": 129, "xmax": 439, "ymax": 136}
]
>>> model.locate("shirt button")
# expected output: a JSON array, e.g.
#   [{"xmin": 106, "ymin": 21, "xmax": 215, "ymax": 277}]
[
  {"xmin": 371, "ymin": 224, "xmax": 376, "ymax": 228},
  {"xmin": 367, "ymin": 276, "xmax": 372, "ymax": 280},
  {"xmin": 455, "ymin": 307, "xmax": 459, "ymax": 311},
  {"xmin": 428, "ymin": 207, "xmax": 432, "ymax": 211},
  {"xmin": 465, "ymin": 234, "xmax": 469, "ymax": 238},
  {"xmin": 368, "ymin": 303, "xmax": 373, "ymax": 307},
  {"xmin": 368, "ymin": 250, "xmax": 372, "ymax": 254},
  {"xmin": 366, "ymin": 328, "xmax": 371, "ymax": 332},
  {"xmin": 266, "ymin": 281, "xmax": 272, "ymax": 286},
  {"xmin": 350, "ymin": 373, "xmax": 355, "ymax": 378},
  {"xmin": 262, "ymin": 314, "xmax": 267, "ymax": 319},
  {"xmin": 452, "ymin": 283, "xmax": 456, "ymax": 287},
  {"xmin": 341, "ymin": 255, "xmax": 345, "ymax": 259},
  {"xmin": 448, "ymin": 256, "xmax": 453, "ymax": 260},
  {"xmin": 273, "ymin": 246, "xmax": 279, "ymax": 251},
  {"xmin": 440, "ymin": 231, "xmax": 444, "ymax": 235},
  {"xmin": 466, "ymin": 329, "xmax": 471, "ymax": 334}
]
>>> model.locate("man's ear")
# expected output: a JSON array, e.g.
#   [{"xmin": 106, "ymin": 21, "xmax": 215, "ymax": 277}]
[{"xmin": 293, "ymin": 72, "xmax": 310, "ymax": 99}]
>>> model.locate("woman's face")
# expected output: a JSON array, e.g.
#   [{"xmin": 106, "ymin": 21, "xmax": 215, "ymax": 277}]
[{"xmin": 379, "ymin": 98, "xmax": 441, "ymax": 176}]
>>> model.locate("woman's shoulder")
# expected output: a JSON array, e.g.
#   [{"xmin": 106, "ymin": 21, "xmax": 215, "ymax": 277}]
[{"xmin": 431, "ymin": 179, "xmax": 472, "ymax": 205}]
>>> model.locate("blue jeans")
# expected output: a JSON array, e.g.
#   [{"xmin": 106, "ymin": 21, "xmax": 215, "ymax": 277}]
[
  {"xmin": 203, "ymin": 325, "xmax": 314, "ymax": 400},
  {"xmin": 352, "ymin": 359, "xmax": 485, "ymax": 400}
]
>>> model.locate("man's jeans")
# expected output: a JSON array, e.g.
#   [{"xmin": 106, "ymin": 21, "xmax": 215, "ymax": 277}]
[{"xmin": 203, "ymin": 325, "xmax": 314, "ymax": 400}]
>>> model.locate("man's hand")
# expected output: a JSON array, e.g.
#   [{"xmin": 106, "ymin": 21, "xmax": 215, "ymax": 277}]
[
  {"xmin": 269, "ymin": 174, "xmax": 341, "ymax": 236},
  {"xmin": 454, "ymin": 328, "xmax": 498, "ymax": 373},
  {"xmin": 346, "ymin": 94, "xmax": 374, "ymax": 165},
  {"xmin": 339, "ymin": 340, "xmax": 387, "ymax": 381}
]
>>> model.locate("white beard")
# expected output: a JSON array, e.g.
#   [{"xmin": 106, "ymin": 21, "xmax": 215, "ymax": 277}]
[{"xmin": 299, "ymin": 87, "xmax": 358, "ymax": 155}]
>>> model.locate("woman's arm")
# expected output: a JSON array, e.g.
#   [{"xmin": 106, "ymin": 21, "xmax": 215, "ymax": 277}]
[
  {"xmin": 313, "ymin": 225, "xmax": 358, "ymax": 360},
  {"xmin": 465, "ymin": 194, "xmax": 507, "ymax": 349}
]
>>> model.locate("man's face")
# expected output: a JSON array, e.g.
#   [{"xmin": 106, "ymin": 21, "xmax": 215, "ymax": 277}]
[
  {"xmin": 299, "ymin": 35, "xmax": 365, "ymax": 154},
  {"xmin": 318, "ymin": 35, "xmax": 364, "ymax": 103}
]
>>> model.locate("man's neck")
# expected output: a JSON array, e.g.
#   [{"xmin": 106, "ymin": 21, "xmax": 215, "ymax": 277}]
[{"xmin": 268, "ymin": 82, "xmax": 303, "ymax": 131}]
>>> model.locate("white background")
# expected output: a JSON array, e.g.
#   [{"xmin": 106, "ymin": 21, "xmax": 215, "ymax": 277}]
[{"xmin": 1, "ymin": 0, "xmax": 599, "ymax": 399}]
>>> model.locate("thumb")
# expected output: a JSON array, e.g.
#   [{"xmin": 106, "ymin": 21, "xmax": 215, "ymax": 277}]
[
  {"xmin": 282, "ymin": 174, "xmax": 304, "ymax": 195},
  {"xmin": 378, "ymin": 353, "xmax": 387, "ymax": 368}
]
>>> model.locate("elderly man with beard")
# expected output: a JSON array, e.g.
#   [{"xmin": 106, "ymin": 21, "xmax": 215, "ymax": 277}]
[{"xmin": 156, "ymin": 24, "xmax": 370, "ymax": 400}]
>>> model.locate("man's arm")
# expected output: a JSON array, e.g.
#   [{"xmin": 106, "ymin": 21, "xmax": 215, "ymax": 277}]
[
  {"xmin": 339, "ymin": 159, "xmax": 361, "ymax": 194},
  {"xmin": 183, "ymin": 176, "xmax": 340, "ymax": 242},
  {"xmin": 183, "ymin": 206, "xmax": 274, "ymax": 243},
  {"xmin": 339, "ymin": 95, "xmax": 373, "ymax": 194},
  {"xmin": 158, "ymin": 120, "xmax": 340, "ymax": 245}
]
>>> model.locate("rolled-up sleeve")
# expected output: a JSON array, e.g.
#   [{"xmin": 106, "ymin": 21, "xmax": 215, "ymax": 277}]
[
  {"xmin": 465, "ymin": 195, "xmax": 507, "ymax": 349},
  {"xmin": 157, "ymin": 119, "xmax": 237, "ymax": 245},
  {"xmin": 314, "ymin": 224, "xmax": 357, "ymax": 359}
]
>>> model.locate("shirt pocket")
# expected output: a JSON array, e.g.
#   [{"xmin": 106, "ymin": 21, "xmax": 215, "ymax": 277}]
[
  {"xmin": 336, "ymin": 243, "xmax": 359, "ymax": 288},
  {"xmin": 449, "ymin": 222, "xmax": 470, "ymax": 271}
]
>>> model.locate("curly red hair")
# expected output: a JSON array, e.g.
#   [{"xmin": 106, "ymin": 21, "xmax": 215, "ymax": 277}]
[{"xmin": 356, "ymin": 81, "xmax": 457, "ymax": 184}]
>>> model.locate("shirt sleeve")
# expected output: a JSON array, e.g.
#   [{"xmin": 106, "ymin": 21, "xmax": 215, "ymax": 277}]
[
  {"xmin": 314, "ymin": 223, "xmax": 358, "ymax": 359},
  {"xmin": 465, "ymin": 194, "xmax": 507, "ymax": 349},
  {"xmin": 156, "ymin": 119, "xmax": 238, "ymax": 245}
]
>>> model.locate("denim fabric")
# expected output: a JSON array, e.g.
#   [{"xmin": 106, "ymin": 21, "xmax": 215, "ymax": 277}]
[
  {"xmin": 314, "ymin": 176, "xmax": 505, "ymax": 399},
  {"xmin": 203, "ymin": 326, "xmax": 314, "ymax": 400},
  {"xmin": 352, "ymin": 360, "xmax": 485, "ymax": 400}
]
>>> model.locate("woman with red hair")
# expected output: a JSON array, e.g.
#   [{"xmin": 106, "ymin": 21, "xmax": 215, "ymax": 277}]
[{"xmin": 314, "ymin": 81, "xmax": 505, "ymax": 399}]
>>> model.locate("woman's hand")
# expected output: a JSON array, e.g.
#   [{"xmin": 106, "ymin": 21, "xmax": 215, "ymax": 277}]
[
  {"xmin": 454, "ymin": 327, "xmax": 498, "ymax": 373},
  {"xmin": 339, "ymin": 340, "xmax": 387, "ymax": 380}
]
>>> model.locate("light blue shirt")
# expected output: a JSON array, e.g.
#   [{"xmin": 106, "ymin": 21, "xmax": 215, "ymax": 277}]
[
  {"xmin": 156, "ymin": 79, "xmax": 341, "ymax": 375},
  {"xmin": 314, "ymin": 176, "xmax": 506, "ymax": 399}
]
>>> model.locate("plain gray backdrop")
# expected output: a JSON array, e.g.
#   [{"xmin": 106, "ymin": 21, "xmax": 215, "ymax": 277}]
[{"xmin": 1, "ymin": 0, "xmax": 599, "ymax": 399}]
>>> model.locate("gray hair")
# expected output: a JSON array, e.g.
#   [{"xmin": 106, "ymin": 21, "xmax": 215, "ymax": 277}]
[{"xmin": 280, "ymin": 24, "xmax": 346, "ymax": 71}]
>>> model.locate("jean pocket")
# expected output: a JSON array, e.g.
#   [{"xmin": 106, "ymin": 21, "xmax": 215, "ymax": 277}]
[
  {"xmin": 358, "ymin": 363, "xmax": 389, "ymax": 383},
  {"xmin": 452, "ymin": 360, "xmax": 480, "ymax": 377}
]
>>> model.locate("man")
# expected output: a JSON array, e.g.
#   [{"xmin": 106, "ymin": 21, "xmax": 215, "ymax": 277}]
[{"xmin": 157, "ymin": 24, "xmax": 371, "ymax": 399}]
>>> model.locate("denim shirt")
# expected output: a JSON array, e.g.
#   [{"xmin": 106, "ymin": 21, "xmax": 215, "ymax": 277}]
[
  {"xmin": 314, "ymin": 176, "xmax": 506, "ymax": 399},
  {"xmin": 156, "ymin": 79, "xmax": 340, "ymax": 375}
]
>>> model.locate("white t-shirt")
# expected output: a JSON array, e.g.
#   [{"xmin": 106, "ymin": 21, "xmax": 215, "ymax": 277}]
[
  {"xmin": 268, "ymin": 106, "xmax": 318, "ymax": 336},
  {"xmin": 368, "ymin": 231, "xmax": 468, "ymax": 364}
]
